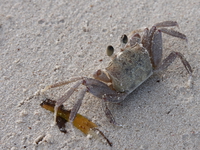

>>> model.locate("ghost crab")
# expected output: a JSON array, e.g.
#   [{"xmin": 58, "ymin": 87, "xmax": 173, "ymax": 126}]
[{"xmin": 42, "ymin": 21, "xmax": 192, "ymax": 125}]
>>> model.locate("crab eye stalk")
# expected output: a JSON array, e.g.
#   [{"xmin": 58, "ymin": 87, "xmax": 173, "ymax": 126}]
[
  {"xmin": 120, "ymin": 34, "xmax": 128, "ymax": 44},
  {"xmin": 107, "ymin": 45, "xmax": 114, "ymax": 56},
  {"xmin": 120, "ymin": 34, "xmax": 128, "ymax": 48}
]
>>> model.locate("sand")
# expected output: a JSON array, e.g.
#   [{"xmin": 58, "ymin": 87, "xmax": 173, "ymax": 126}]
[{"xmin": 1, "ymin": 0, "xmax": 200, "ymax": 149}]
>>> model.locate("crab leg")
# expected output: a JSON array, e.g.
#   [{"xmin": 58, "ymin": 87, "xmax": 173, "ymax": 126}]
[
  {"xmin": 156, "ymin": 51, "xmax": 193, "ymax": 87},
  {"xmin": 142, "ymin": 24, "xmax": 187, "ymax": 54},
  {"xmin": 81, "ymin": 78, "xmax": 128, "ymax": 125},
  {"xmin": 41, "ymin": 77, "xmax": 83, "ymax": 93},
  {"xmin": 159, "ymin": 28, "xmax": 187, "ymax": 41},
  {"xmin": 54, "ymin": 80, "xmax": 83, "ymax": 124},
  {"xmin": 101, "ymin": 100, "xmax": 118, "ymax": 125},
  {"xmin": 157, "ymin": 51, "xmax": 192, "ymax": 75},
  {"xmin": 69, "ymin": 88, "xmax": 87, "ymax": 123},
  {"xmin": 154, "ymin": 21, "xmax": 179, "ymax": 28}
]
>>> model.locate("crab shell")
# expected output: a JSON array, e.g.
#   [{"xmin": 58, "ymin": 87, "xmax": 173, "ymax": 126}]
[{"xmin": 106, "ymin": 44, "xmax": 153, "ymax": 93}]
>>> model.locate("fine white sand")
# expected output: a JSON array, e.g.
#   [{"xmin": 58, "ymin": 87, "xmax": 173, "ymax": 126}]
[{"xmin": 1, "ymin": 0, "xmax": 200, "ymax": 149}]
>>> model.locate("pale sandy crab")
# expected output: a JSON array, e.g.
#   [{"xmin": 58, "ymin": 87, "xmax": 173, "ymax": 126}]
[{"xmin": 42, "ymin": 21, "xmax": 192, "ymax": 125}]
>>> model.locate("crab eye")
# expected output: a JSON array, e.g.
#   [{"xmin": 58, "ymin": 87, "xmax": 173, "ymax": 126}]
[
  {"xmin": 107, "ymin": 45, "xmax": 114, "ymax": 56},
  {"xmin": 120, "ymin": 34, "xmax": 128, "ymax": 44}
]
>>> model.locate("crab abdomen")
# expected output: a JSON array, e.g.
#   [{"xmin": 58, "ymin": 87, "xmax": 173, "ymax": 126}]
[{"xmin": 106, "ymin": 44, "xmax": 153, "ymax": 93}]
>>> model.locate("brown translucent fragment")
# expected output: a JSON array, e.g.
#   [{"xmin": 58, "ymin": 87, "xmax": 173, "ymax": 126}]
[{"xmin": 40, "ymin": 99, "xmax": 112, "ymax": 147}]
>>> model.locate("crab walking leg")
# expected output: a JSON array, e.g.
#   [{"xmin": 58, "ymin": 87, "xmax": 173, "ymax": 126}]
[
  {"xmin": 144, "ymin": 21, "xmax": 181, "ymax": 54},
  {"xmin": 156, "ymin": 51, "xmax": 193, "ymax": 86},
  {"xmin": 157, "ymin": 51, "xmax": 192, "ymax": 74},
  {"xmin": 54, "ymin": 80, "xmax": 83, "ymax": 124},
  {"xmin": 41, "ymin": 77, "xmax": 83, "ymax": 93},
  {"xmin": 159, "ymin": 28, "xmax": 187, "ymax": 41},
  {"xmin": 154, "ymin": 21, "xmax": 179, "ymax": 28},
  {"xmin": 69, "ymin": 88, "xmax": 87, "ymax": 123},
  {"xmin": 129, "ymin": 21, "xmax": 178, "ymax": 39},
  {"xmin": 101, "ymin": 99, "xmax": 118, "ymax": 125},
  {"xmin": 101, "ymin": 93, "xmax": 128, "ymax": 126}
]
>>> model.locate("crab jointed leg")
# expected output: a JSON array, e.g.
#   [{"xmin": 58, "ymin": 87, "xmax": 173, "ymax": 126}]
[
  {"xmin": 41, "ymin": 77, "xmax": 83, "ymax": 92},
  {"xmin": 139, "ymin": 21, "xmax": 192, "ymax": 86},
  {"xmin": 156, "ymin": 51, "xmax": 193, "ymax": 87},
  {"xmin": 69, "ymin": 88, "xmax": 87, "ymax": 122},
  {"xmin": 42, "ymin": 77, "xmax": 128, "ymax": 125},
  {"xmin": 53, "ymin": 80, "xmax": 83, "ymax": 124},
  {"xmin": 82, "ymin": 78, "xmax": 128, "ymax": 125}
]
